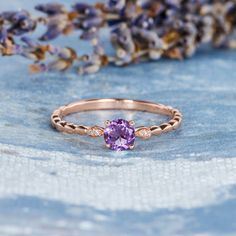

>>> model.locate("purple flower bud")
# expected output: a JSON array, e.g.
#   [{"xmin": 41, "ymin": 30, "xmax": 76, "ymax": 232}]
[
  {"xmin": 85, "ymin": 7, "xmax": 101, "ymax": 17},
  {"xmin": 82, "ymin": 17, "xmax": 103, "ymax": 30},
  {"xmin": 12, "ymin": 44, "xmax": 23, "ymax": 54},
  {"xmin": 35, "ymin": 3, "xmax": 66, "ymax": 15},
  {"xmin": 0, "ymin": 28, "xmax": 8, "ymax": 43},
  {"xmin": 12, "ymin": 10, "xmax": 30, "ymax": 23},
  {"xmin": 133, "ymin": 14, "xmax": 154, "ymax": 29},
  {"xmin": 226, "ymin": 2, "xmax": 236, "ymax": 24},
  {"xmin": 39, "ymin": 25, "xmax": 61, "ymax": 41},
  {"xmin": 5, "ymin": 10, "xmax": 36, "ymax": 35},
  {"xmin": 80, "ymin": 28, "xmax": 97, "ymax": 40},
  {"xmin": 0, "ymin": 11, "xmax": 16, "ymax": 21},
  {"xmin": 21, "ymin": 36, "xmax": 38, "ymax": 47},
  {"xmin": 73, "ymin": 3, "xmax": 92, "ymax": 14},
  {"xmin": 106, "ymin": 0, "xmax": 125, "ymax": 12},
  {"xmin": 111, "ymin": 24, "xmax": 135, "ymax": 53},
  {"xmin": 166, "ymin": 0, "xmax": 181, "ymax": 9},
  {"xmin": 132, "ymin": 27, "xmax": 163, "ymax": 49}
]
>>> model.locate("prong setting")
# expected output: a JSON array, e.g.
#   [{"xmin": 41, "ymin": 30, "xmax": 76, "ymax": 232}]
[
  {"xmin": 129, "ymin": 144, "xmax": 135, "ymax": 150},
  {"xmin": 129, "ymin": 120, "xmax": 135, "ymax": 126},
  {"xmin": 105, "ymin": 120, "xmax": 111, "ymax": 127}
]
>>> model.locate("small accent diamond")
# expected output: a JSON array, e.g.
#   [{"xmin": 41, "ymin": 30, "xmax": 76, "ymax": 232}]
[
  {"xmin": 135, "ymin": 127, "xmax": 152, "ymax": 139},
  {"xmin": 87, "ymin": 126, "xmax": 104, "ymax": 137}
]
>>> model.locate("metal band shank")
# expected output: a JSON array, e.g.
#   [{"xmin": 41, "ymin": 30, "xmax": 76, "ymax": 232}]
[{"xmin": 51, "ymin": 98, "xmax": 182, "ymax": 138}]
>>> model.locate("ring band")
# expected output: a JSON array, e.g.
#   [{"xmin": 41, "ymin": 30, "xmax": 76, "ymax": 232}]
[{"xmin": 51, "ymin": 98, "xmax": 183, "ymax": 151}]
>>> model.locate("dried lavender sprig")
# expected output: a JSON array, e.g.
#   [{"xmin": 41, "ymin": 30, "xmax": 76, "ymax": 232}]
[{"xmin": 0, "ymin": 0, "xmax": 235, "ymax": 75}]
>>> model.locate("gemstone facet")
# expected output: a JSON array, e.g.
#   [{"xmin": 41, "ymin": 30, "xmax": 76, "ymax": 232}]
[{"xmin": 104, "ymin": 119, "xmax": 135, "ymax": 151}]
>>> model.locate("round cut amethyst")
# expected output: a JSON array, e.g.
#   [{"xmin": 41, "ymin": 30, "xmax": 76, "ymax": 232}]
[{"xmin": 104, "ymin": 119, "xmax": 135, "ymax": 151}]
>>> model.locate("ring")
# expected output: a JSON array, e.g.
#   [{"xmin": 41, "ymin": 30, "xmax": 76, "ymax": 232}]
[{"xmin": 51, "ymin": 98, "xmax": 183, "ymax": 151}]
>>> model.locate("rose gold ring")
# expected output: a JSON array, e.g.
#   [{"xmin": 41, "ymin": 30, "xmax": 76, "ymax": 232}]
[{"xmin": 51, "ymin": 98, "xmax": 182, "ymax": 151}]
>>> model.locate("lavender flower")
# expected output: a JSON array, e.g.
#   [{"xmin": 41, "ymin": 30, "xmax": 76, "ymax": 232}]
[
  {"xmin": 0, "ymin": 0, "xmax": 235, "ymax": 75},
  {"xmin": 1, "ymin": 10, "xmax": 36, "ymax": 35}
]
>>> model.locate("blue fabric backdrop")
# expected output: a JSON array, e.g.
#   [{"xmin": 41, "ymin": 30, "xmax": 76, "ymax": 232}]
[{"xmin": 0, "ymin": 1, "xmax": 236, "ymax": 235}]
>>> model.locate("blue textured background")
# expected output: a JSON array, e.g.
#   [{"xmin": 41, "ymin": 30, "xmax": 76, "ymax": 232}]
[{"xmin": 0, "ymin": 1, "xmax": 236, "ymax": 236}]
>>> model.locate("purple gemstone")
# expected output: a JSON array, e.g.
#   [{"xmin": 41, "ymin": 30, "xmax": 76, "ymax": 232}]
[{"xmin": 104, "ymin": 119, "xmax": 135, "ymax": 151}]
